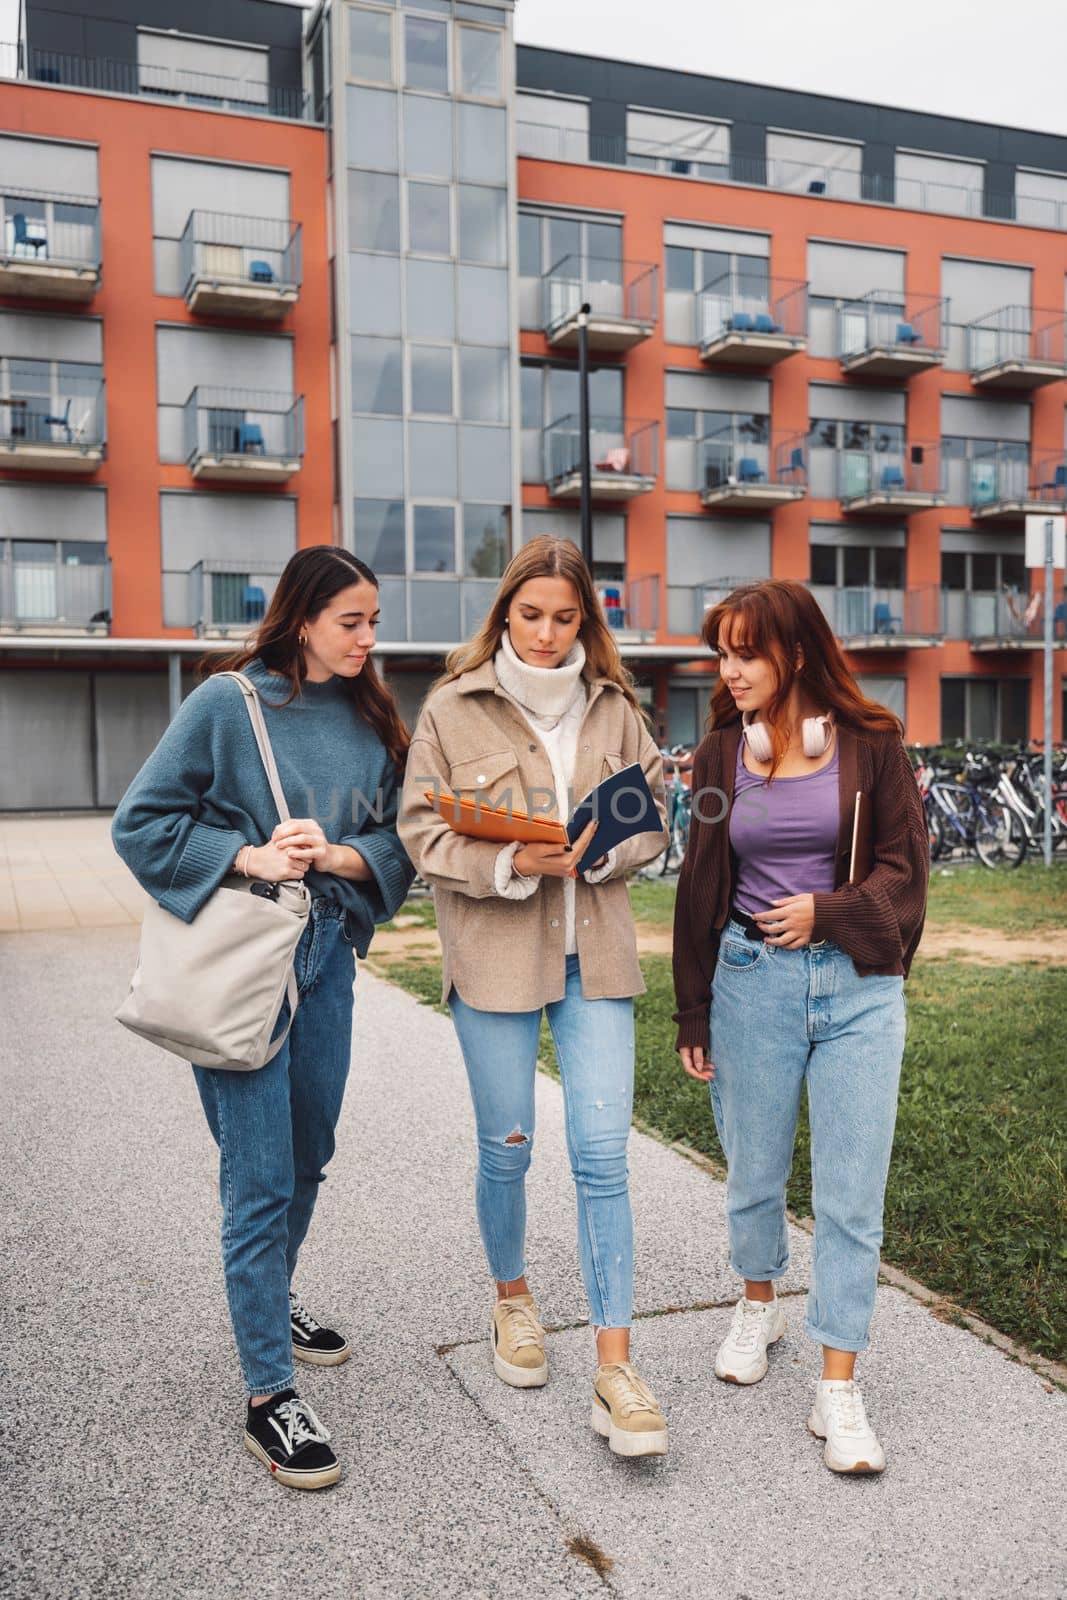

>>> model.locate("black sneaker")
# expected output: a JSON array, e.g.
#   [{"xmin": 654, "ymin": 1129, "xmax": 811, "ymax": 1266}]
[
  {"xmin": 244, "ymin": 1388, "xmax": 340, "ymax": 1490},
  {"xmin": 290, "ymin": 1290, "xmax": 350, "ymax": 1366}
]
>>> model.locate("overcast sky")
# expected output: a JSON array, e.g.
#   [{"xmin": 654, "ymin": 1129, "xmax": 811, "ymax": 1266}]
[{"xmin": 3, "ymin": 0, "xmax": 1064, "ymax": 139}]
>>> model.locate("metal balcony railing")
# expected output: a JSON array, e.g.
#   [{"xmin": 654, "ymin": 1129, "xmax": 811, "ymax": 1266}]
[
  {"xmin": 180, "ymin": 211, "xmax": 302, "ymax": 297},
  {"xmin": 182, "ymin": 387, "xmax": 304, "ymax": 466},
  {"xmin": 836, "ymin": 442, "xmax": 944, "ymax": 506},
  {"xmin": 0, "ymin": 554, "xmax": 111, "ymax": 629},
  {"xmin": 541, "ymin": 254, "xmax": 657, "ymax": 335},
  {"xmin": 958, "ymin": 587, "xmax": 1067, "ymax": 644},
  {"xmin": 543, "ymin": 415, "xmax": 659, "ymax": 491},
  {"xmin": 967, "ymin": 305, "xmax": 1067, "ymax": 378},
  {"xmin": 835, "ymin": 290, "xmax": 947, "ymax": 364},
  {"xmin": 188, "ymin": 559, "xmax": 285, "ymax": 634},
  {"xmin": 967, "ymin": 446, "xmax": 1046, "ymax": 514},
  {"xmin": 0, "ymin": 360, "xmax": 106, "ymax": 449},
  {"xmin": 515, "ymin": 122, "xmax": 622, "ymax": 165},
  {"xmin": 0, "ymin": 187, "xmax": 100, "ymax": 270},
  {"xmin": 0, "ymin": 41, "xmax": 312, "ymax": 121},
  {"xmin": 697, "ymin": 276, "xmax": 807, "ymax": 347},
  {"xmin": 597, "ymin": 575, "xmax": 660, "ymax": 639},
  {"xmin": 809, "ymin": 584, "xmax": 944, "ymax": 642},
  {"xmin": 700, "ymin": 432, "xmax": 808, "ymax": 495},
  {"xmin": 1030, "ymin": 456, "xmax": 1067, "ymax": 507}
]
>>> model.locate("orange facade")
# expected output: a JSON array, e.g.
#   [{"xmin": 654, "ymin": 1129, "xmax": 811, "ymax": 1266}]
[
  {"xmin": 518, "ymin": 155, "xmax": 1067, "ymax": 743},
  {"xmin": 0, "ymin": 80, "xmax": 331, "ymax": 639}
]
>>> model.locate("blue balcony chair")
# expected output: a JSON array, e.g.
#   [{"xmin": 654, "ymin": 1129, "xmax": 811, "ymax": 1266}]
[
  {"xmin": 1054, "ymin": 601, "xmax": 1067, "ymax": 639},
  {"xmin": 238, "ymin": 422, "xmax": 266, "ymax": 454},
  {"xmin": 738, "ymin": 457, "xmax": 764, "ymax": 484},
  {"xmin": 781, "ymin": 446, "xmax": 806, "ymax": 481},
  {"xmin": 881, "ymin": 464, "xmax": 907, "ymax": 491},
  {"xmin": 43, "ymin": 398, "xmax": 73, "ymax": 444},
  {"xmin": 242, "ymin": 584, "xmax": 266, "ymax": 622},
  {"xmin": 249, "ymin": 260, "xmax": 275, "ymax": 283},
  {"xmin": 808, "ymin": 179, "xmax": 826, "ymax": 195},
  {"xmin": 12, "ymin": 212, "xmax": 47, "ymax": 257},
  {"xmin": 895, "ymin": 322, "xmax": 922, "ymax": 345},
  {"xmin": 728, "ymin": 312, "xmax": 755, "ymax": 333},
  {"xmin": 753, "ymin": 312, "xmax": 781, "ymax": 334},
  {"xmin": 873, "ymin": 602, "xmax": 902, "ymax": 634},
  {"xmin": 1038, "ymin": 463, "xmax": 1067, "ymax": 495}
]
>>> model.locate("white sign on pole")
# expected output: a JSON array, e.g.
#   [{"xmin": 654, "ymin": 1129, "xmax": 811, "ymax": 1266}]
[{"xmin": 1025, "ymin": 513, "xmax": 1065, "ymax": 568}]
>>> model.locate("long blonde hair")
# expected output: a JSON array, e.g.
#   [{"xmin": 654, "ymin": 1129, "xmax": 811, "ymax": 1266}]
[{"xmin": 434, "ymin": 535, "xmax": 642, "ymax": 715}]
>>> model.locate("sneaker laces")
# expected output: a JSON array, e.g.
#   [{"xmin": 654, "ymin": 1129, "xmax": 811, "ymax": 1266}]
[
  {"xmin": 825, "ymin": 1382, "xmax": 869, "ymax": 1437},
  {"xmin": 497, "ymin": 1299, "xmax": 544, "ymax": 1351},
  {"xmin": 267, "ymin": 1396, "xmax": 331, "ymax": 1453},
  {"xmin": 730, "ymin": 1297, "xmax": 773, "ymax": 1353},
  {"xmin": 289, "ymin": 1294, "xmax": 321, "ymax": 1336},
  {"xmin": 603, "ymin": 1363, "xmax": 660, "ymax": 1419}
]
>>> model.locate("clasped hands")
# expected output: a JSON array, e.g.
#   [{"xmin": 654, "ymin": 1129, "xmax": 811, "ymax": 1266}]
[{"xmin": 242, "ymin": 819, "xmax": 369, "ymax": 882}]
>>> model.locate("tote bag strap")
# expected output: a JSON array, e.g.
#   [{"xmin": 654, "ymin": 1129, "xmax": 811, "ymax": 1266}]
[{"xmin": 218, "ymin": 671, "xmax": 292, "ymax": 825}]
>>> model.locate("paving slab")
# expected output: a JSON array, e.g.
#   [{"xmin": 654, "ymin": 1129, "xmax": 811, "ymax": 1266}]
[{"xmin": 1, "ymin": 924, "xmax": 1064, "ymax": 1600}]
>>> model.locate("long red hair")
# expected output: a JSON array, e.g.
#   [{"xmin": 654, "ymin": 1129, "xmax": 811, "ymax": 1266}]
[{"xmin": 702, "ymin": 579, "xmax": 901, "ymax": 773}]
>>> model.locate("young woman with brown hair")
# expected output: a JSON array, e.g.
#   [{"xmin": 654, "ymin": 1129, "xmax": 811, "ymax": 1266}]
[
  {"xmin": 672, "ymin": 579, "xmax": 928, "ymax": 1474},
  {"xmin": 399, "ymin": 535, "xmax": 671, "ymax": 1457},
  {"xmin": 112, "ymin": 547, "xmax": 414, "ymax": 1490}
]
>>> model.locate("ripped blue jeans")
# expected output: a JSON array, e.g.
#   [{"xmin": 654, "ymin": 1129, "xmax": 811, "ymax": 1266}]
[{"xmin": 449, "ymin": 953, "xmax": 635, "ymax": 1329}]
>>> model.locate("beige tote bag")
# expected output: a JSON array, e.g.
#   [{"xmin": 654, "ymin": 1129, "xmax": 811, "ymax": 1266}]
[{"xmin": 115, "ymin": 672, "xmax": 312, "ymax": 1070}]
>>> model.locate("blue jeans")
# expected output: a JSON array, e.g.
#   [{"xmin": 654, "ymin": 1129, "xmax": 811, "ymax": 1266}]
[
  {"xmin": 449, "ymin": 953, "xmax": 635, "ymax": 1329},
  {"xmin": 193, "ymin": 899, "xmax": 355, "ymax": 1397},
  {"xmin": 709, "ymin": 919, "xmax": 906, "ymax": 1353}
]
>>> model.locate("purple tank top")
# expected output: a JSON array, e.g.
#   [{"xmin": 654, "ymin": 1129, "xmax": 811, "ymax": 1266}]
[{"xmin": 729, "ymin": 736, "xmax": 840, "ymax": 916}]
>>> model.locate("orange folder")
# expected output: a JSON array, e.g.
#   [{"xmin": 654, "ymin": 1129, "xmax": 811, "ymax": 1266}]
[{"xmin": 425, "ymin": 790, "xmax": 569, "ymax": 848}]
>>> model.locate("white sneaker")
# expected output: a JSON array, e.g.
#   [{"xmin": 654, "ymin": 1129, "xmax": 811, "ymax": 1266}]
[
  {"xmin": 714, "ymin": 1294, "xmax": 787, "ymax": 1384},
  {"xmin": 807, "ymin": 1379, "xmax": 886, "ymax": 1474}
]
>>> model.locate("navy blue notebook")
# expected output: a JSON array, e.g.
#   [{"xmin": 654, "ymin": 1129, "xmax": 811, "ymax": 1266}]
[{"xmin": 565, "ymin": 761, "xmax": 661, "ymax": 874}]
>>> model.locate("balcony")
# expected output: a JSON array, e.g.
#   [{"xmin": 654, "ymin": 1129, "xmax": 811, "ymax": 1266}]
[
  {"xmin": 597, "ymin": 575, "xmax": 660, "ymax": 645},
  {"xmin": 838, "ymin": 442, "xmax": 945, "ymax": 515},
  {"xmin": 0, "ymin": 189, "xmax": 101, "ymax": 301},
  {"xmin": 182, "ymin": 388, "xmax": 304, "ymax": 484},
  {"xmin": 0, "ymin": 553, "xmax": 111, "ymax": 633},
  {"xmin": 700, "ymin": 433, "xmax": 808, "ymax": 511},
  {"xmin": 543, "ymin": 416, "xmax": 658, "ymax": 501},
  {"xmin": 810, "ymin": 584, "xmax": 943, "ymax": 648},
  {"xmin": 968, "ymin": 306, "xmax": 1067, "ymax": 391},
  {"xmin": 955, "ymin": 587, "xmax": 1067, "ymax": 650},
  {"xmin": 836, "ymin": 291, "xmax": 947, "ymax": 378},
  {"xmin": 0, "ymin": 362, "xmax": 106, "ymax": 472},
  {"xmin": 1, "ymin": 41, "xmax": 311, "ymax": 121},
  {"xmin": 541, "ymin": 255, "xmax": 657, "ymax": 353},
  {"xmin": 189, "ymin": 559, "xmax": 284, "ymax": 637},
  {"xmin": 698, "ymin": 278, "xmax": 807, "ymax": 368},
  {"xmin": 968, "ymin": 447, "xmax": 1050, "ymax": 523},
  {"xmin": 181, "ymin": 211, "xmax": 301, "ymax": 321}
]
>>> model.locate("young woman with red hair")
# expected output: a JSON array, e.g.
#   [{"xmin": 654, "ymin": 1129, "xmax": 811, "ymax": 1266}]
[{"xmin": 672, "ymin": 579, "xmax": 928, "ymax": 1475}]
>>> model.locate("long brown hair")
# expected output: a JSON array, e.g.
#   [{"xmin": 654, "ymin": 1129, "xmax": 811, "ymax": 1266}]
[
  {"xmin": 434, "ymin": 534, "xmax": 643, "ymax": 716},
  {"xmin": 202, "ymin": 546, "xmax": 411, "ymax": 774},
  {"xmin": 703, "ymin": 579, "xmax": 901, "ymax": 772}
]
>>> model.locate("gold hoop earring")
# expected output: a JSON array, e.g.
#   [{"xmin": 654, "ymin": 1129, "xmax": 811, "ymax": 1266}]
[{"xmin": 299, "ymin": 632, "xmax": 308, "ymax": 647}]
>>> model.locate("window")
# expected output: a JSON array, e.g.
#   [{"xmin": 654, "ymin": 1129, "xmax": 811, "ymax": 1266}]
[
  {"xmin": 348, "ymin": 171, "xmax": 400, "ymax": 251},
  {"xmin": 355, "ymin": 498, "xmax": 405, "ymax": 574},
  {"xmin": 627, "ymin": 109, "xmax": 729, "ymax": 177},
  {"xmin": 895, "ymin": 150, "xmax": 983, "ymax": 216},
  {"xmin": 460, "ymin": 346, "xmax": 508, "ymax": 422},
  {"xmin": 413, "ymin": 503, "xmax": 456, "ymax": 571},
  {"xmin": 405, "ymin": 15, "xmax": 448, "ymax": 91},
  {"xmin": 463, "ymin": 504, "xmax": 508, "ymax": 576},
  {"xmin": 349, "ymin": 253, "xmax": 402, "ymax": 335},
  {"xmin": 351, "ymin": 337, "xmax": 403, "ymax": 414},
  {"xmin": 345, "ymin": 87, "xmax": 399, "ymax": 170},
  {"xmin": 406, "ymin": 258, "xmax": 455, "ymax": 338},
  {"xmin": 941, "ymin": 678, "xmax": 1029, "ymax": 742},
  {"xmin": 518, "ymin": 213, "xmax": 540, "ymax": 277},
  {"xmin": 810, "ymin": 543, "xmax": 905, "ymax": 588},
  {"xmin": 458, "ymin": 185, "xmax": 506, "ymax": 265},
  {"xmin": 403, "ymin": 94, "xmax": 453, "ymax": 178},
  {"xmin": 457, "ymin": 264, "xmax": 507, "ymax": 342},
  {"xmin": 458, "ymin": 103, "xmax": 506, "ymax": 184},
  {"xmin": 810, "ymin": 544, "xmax": 837, "ymax": 585},
  {"xmin": 808, "ymin": 417, "xmax": 904, "ymax": 453},
  {"xmin": 408, "ymin": 181, "xmax": 450, "ymax": 254},
  {"xmin": 348, "ymin": 7, "xmax": 394, "ymax": 83},
  {"xmin": 458, "ymin": 25, "xmax": 500, "ymax": 98},
  {"xmin": 767, "ymin": 131, "xmax": 861, "ymax": 199},
  {"xmin": 410, "ymin": 420, "xmax": 458, "ymax": 497},
  {"xmin": 410, "ymin": 344, "xmax": 453, "ymax": 414}
]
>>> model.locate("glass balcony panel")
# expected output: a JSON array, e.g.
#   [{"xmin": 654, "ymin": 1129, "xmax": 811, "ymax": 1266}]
[{"xmin": 0, "ymin": 553, "xmax": 111, "ymax": 628}]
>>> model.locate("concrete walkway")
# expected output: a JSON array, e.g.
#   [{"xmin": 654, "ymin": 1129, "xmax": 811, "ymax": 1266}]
[{"xmin": 2, "ymin": 824, "xmax": 1066, "ymax": 1598}]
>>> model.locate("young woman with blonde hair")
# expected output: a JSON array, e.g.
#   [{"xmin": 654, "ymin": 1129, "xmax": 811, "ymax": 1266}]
[
  {"xmin": 673, "ymin": 579, "xmax": 928, "ymax": 1475},
  {"xmin": 399, "ymin": 535, "xmax": 670, "ymax": 1457}
]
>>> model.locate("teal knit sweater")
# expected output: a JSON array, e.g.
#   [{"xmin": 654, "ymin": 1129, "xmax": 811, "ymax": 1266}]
[{"xmin": 111, "ymin": 658, "xmax": 414, "ymax": 957}]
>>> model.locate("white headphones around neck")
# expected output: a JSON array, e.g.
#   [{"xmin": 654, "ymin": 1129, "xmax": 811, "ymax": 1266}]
[{"xmin": 742, "ymin": 711, "xmax": 834, "ymax": 764}]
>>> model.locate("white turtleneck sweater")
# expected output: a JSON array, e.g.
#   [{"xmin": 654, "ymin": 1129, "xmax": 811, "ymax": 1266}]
[{"xmin": 492, "ymin": 631, "xmax": 613, "ymax": 955}]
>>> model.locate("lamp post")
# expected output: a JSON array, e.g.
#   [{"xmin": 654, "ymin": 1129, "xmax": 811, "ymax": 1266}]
[
  {"xmin": 577, "ymin": 300, "xmax": 593, "ymax": 570},
  {"xmin": 1026, "ymin": 512, "xmax": 1065, "ymax": 869}
]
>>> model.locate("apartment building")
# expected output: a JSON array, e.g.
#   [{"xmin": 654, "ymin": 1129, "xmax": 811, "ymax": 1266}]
[{"xmin": 1, "ymin": 0, "xmax": 1065, "ymax": 808}]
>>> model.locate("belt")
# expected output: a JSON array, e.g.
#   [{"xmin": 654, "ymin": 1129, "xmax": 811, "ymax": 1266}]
[{"xmin": 728, "ymin": 905, "xmax": 765, "ymax": 942}]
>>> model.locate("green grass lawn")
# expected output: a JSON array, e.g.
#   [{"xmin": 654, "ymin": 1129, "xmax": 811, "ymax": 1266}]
[{"xmin": 373, "ymin": 866, "xmax": 1067, "ymax": 1362}]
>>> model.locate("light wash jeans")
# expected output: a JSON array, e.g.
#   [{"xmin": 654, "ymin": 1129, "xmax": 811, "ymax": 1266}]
[
  {"xmin": 709, "ymin": 918, "xmax": 906, "ymax": 1352},
  {"xmin": 449, "ymin": 953, "xmax": 636, "ymax": 1329},
  {"xmin": 193, "ymin": 898, "xmax": 355, "ymax": 1396}
]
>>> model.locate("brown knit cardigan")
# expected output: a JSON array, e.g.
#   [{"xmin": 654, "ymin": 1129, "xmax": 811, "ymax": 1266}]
[{"xmin": 672, "ymin": 720, "xmax": 930, "ymax": 1053}]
